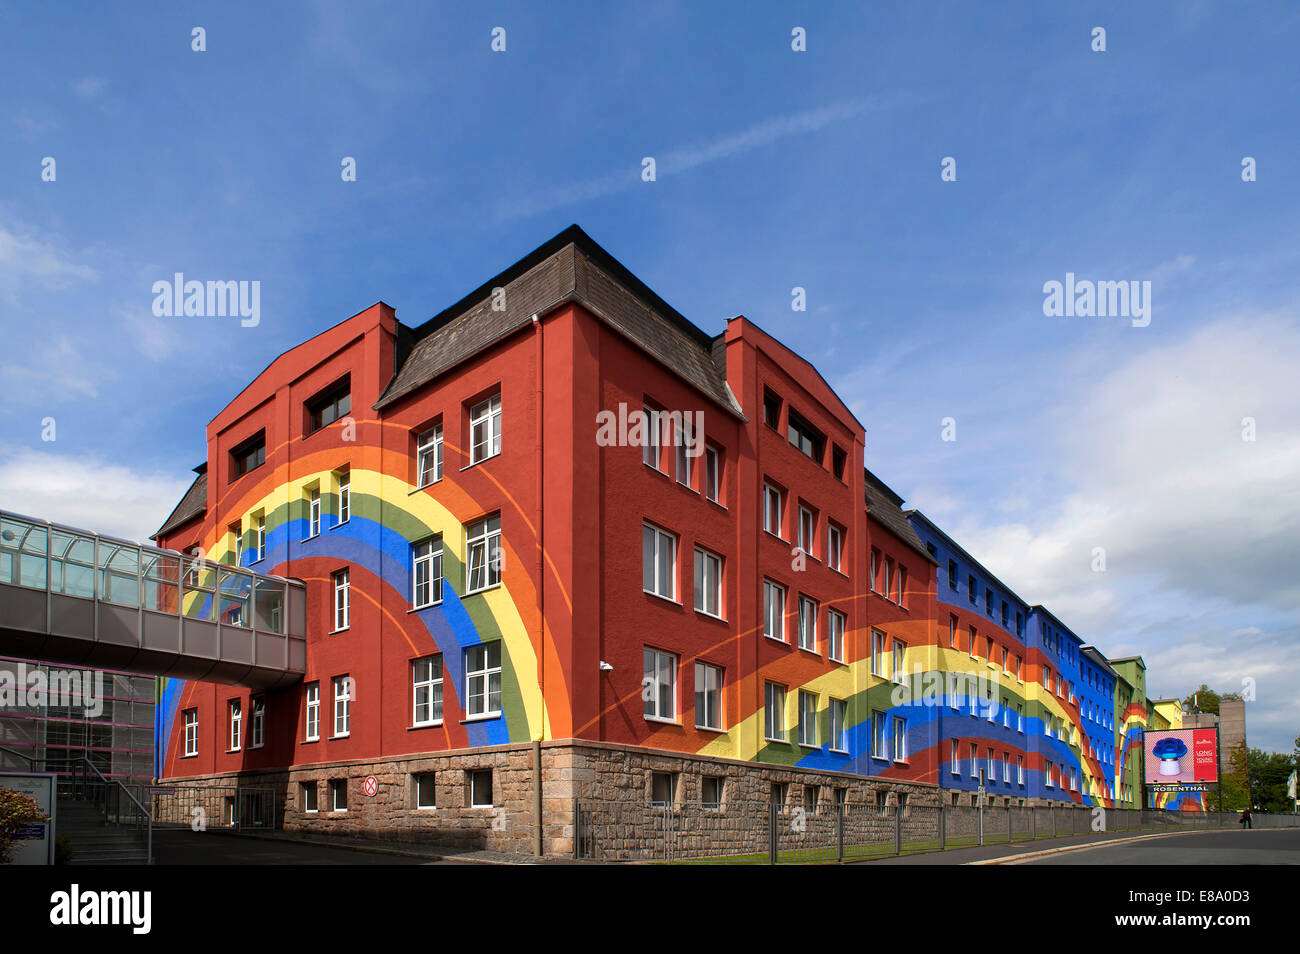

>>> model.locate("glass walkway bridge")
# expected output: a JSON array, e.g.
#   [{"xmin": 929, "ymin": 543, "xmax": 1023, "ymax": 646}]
[{"xmin": 0, "ymin": 510, "xmax": 305, "ymax": 689}]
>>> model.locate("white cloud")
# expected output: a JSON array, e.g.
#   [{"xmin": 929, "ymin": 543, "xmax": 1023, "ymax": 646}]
[
  {"xmin": 71, "ymin": 76, "xmax": 108, "ymax": 98},
  {"xmin": 1, "ymin": 334, "xmax": 110, "ymax": 404},
  {"xmin": 0, "ymin": 223, "xmax": 99, "ymax": 295},
  {"xmin": 0, "ymin": 448, "xmax": 190, "ymax": 543},
  {"xmin": 495, "ymin": 99, "xmax": 887, "ymax": 221}
]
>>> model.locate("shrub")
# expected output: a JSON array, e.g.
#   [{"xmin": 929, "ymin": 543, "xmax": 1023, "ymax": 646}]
[{"xmin": 0, "ymin": 787, "xmax": 49, "ymax": 863}]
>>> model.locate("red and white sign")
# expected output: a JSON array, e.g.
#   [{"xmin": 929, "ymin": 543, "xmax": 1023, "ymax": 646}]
[{"xmin": 363, "ymin": 776, "xmax": 378, "ymax": 797}]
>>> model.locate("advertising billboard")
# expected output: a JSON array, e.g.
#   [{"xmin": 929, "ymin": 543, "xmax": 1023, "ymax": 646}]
[{"xmin": 1143, "ymin": 728, "xmax": 1218, "ymax": 790}]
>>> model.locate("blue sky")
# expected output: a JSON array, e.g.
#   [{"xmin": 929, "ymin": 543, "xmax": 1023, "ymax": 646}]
[{"xmin": 2, "ymin": 1, "xmax": 1298, "ymax": 752}]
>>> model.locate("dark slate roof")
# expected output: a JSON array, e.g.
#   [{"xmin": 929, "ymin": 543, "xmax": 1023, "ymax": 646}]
[
  {"xmin": 374, "ymin": 225, "xmax": 745, "ymax": 418},
  {"xmin": 864, "ymin": 468, "xmax": 937, "ymax": 564},
  {"xmin": 155, "ymin": 464, "xmax": 207, "ymax": 539},
  {"xmin": 1080, "ymin": 646, "xmax": 1120, "ymax": 679}
]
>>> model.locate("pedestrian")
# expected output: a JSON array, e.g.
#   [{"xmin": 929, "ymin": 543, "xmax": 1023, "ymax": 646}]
[{"xmin": 1240, "ymin": 808, "xmax": 1253, "ymax": 829}]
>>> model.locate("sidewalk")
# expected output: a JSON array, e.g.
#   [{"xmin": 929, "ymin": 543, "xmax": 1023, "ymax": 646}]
[
  {"xmin": 853, "ymin": 825, "xmax": 1229, "ymax": 864},
  {"xmin": 158, "ymin": 826, "xmax": 556, "ymax": 864}
]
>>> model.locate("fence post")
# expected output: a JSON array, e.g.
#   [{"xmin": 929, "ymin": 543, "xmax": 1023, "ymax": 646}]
[
  {"xmin": 768, "ymin": 799, "xmax": 778, "ymax": 865},
  {"xmin": 572, "ymin": 798, "xmax": 580, "ymax": 860},
  {"xmin": 977, "ymin": 800, "xmax": 983, "ymax": 846},
  {"xmin": 1051, "ymin": 807, "xmax": 1057, "ymax": 838},
  {"xmin": 837, "ymin": 804, "xmax": 844, "ymax": 863},
  {"xmin": 895, "ymin": 804, "xmax": 902, "ymax": 856},
  {"xmin": 1007, "ymin": 806, "xmax": 1012, "ymax": 841},
  {"xmin": 1030, "ymin": 806, "xmax": 1036, "ymax": 839},
  {"xmin": 939, "ymin": 803, "xmax": 946, "ymax": 851}
]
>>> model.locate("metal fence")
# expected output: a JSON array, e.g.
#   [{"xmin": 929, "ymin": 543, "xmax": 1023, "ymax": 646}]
[
  {"xmin": 573, "ymin": 799, "xmax": 1285, "ymax": 863},
  {"xmin": 151, "ymin": 783, "xmax": 281, "ymax": 832}
]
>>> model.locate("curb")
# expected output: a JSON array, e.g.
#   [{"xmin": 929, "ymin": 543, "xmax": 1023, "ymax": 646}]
[
  {"xmin": 154, "ymin": 826, "xmax": 538, "ymax": 864},
  {"xmin": 967, "ymin": 827, "xmax": 1230, "ymax": 865}
]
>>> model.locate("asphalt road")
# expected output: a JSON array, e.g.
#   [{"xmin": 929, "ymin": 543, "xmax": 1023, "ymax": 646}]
[
  {"xmin": 1019, "ymin": 828, "xmax": 1300, "ymax": 864},
  {"xmin": 151, "ymin": 829, "xmax": 437, "ymax": 865}
]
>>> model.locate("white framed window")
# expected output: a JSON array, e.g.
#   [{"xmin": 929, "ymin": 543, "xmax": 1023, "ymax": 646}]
[
  {"xmin": 643, "ymin": 647, "xmax": 677, "ymax": 721},
  {"xmin": 764, "ymin": 682, "xmax": 786, "ymax": 742},
  {"xmin": 412, "ymin": 537, "xmax": 443, "ymax": 608},
  {"xmin": 951, "ymin": 739, "xmax": 960, "ymax": 775},
  {"xmin": 413, "ymin": 655, "xmax": 444, "ymax": 726},
  {"xmin": 229, "ymin": 700, "xmax": 242, "ymax": 751},
  {"xmin": 233, "ymin": 523, "xmax": 244, "ymax": 565},
  {"xmin": 675, "ymin": 420, "xmax": 695, "ymax": 489},
  {"xmin": 763, "ymin": 483, "xmax": 783, "ymax": 536},
  {"xmin": 333, "ymin": 568, "xmax": 350, "ymax": 630},
  {"xmin": 465, "ymin": 642, "xmax": 503, "ymax": 718},
  {"xmin": 704, "ymin": 445, "xmax": 721, "ymax": 503},
  {"xmin": 249, "ymin": 695, "xmax": 265, "ymax": 748},
  {"xmin": 415, "ymin": 773, "xmax": 436, "ymax": 810},
  {"xmin": 969, "ymin": 742, "xmax": 978, "ymax": 778},
  {"xmin": 987, "ymin": 748, "xmax": 995, "ymax": 779},
  {"xmin": 308, "ymin": 488, "xmax": 321, "ymax": 538},
  {"xmin": 797, "ymin": 505, "xmax": 814, "ymax": 556},
  {"xmin": 694, "ymin": 661, "xmax": 722, "ymax": 730},
  {"xmin": 893, "ymin": 717, "xmax": 907, "ymax": 763},
  {"xmin": 333, "ymin": 676, "xmax": 351, "ymax": 737},
  {"xmin": 873, "ymin": 710, "xmax": 888, "ymax": 759},
  {"xmin": 254, "ymin": 514, "xmax": 266, "ymax": 562},
  {"xmin": 417, "ymin": 424, "xmax": 443, "ymax": 487},
  {"xmin": 466, "ymin": 514, "xmax": 502, "ymax": 593},
  {"xmin": 797, "ymin": 690, "xmax": 817, "ymax": 747},
  {"xmin": 828, "ymin": 609, "xmax": 845, "ymax": 663},
  {"xmin": 183, "ymin": 709, "xmax": 198, "ymax": 757},
  {"xmin": 871, "ymin": 629, "xmax": 885, "ymax": 676},
  {"xmin": 469, "ymin": 394, "xmax": 502, "ymax": 464},
  {"xmin": 693, "ymin": 547, "xmax": 722, "ymax": 618},
  {"xmin": 829, "ymin": 698, "xmax": 847, "ymax": 753},
  {"xmin": 1003, "ymin": 698, "xmax": 1011, "ymax": 729},
  {"xmin": 305, "ymin": 683, "xmax": 319, "ymax": 741},
  {"xmin": 642, "ymin": 522, "xmax": 676, "ymax": 600},
  {"xmin": 762, "ymin": 579, "xmax": 786, "ymax": 641},
  {"xmin": 797, "ymin": 596, "xmax": 817, "ymax": 652},
  {"xmin": 642, "ymin": 406, "xmax": 663, "ymax": 471},
  {"xmin": 339, "ymin": 478, "xmax": 350, "ymax": 523},
  {"xmin": 331, "ymin": 779, "xmax": 347, "ymax": 812},
  {"xmin": 827, "ymin": 523, "xmax": 843, "ymax": 572},
  {"xmin": 897, "ymin": 565, "xmax": 907, "ymax": 607},
  {"xmin": 1017, "ymin": 755, "xmax": 1025, "ymax": 785},
  {"xmin": 892, "ymin": 639, "xmax": 906, "ymax": 685}
]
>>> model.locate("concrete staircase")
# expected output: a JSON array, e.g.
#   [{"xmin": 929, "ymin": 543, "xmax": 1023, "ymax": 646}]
[{"xmin": 57, "ymin": 797, "xmax": 151, "ymax": 864}]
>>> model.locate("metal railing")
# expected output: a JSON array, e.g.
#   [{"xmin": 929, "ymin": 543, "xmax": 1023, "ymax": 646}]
[
  {"xmin": 67, "ymin": 757, "xmax": 153, "ymax": 863},
  {"xmin": 573, "ymin": 799, "xmax": 1274, "ymax": 863}
]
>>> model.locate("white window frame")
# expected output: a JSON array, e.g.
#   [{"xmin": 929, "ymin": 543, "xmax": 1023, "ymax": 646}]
[
  {"xmin": 951, "ymin": 739, "xmax": 960, "ymax": 775},
  {"xmin": 764, "ymin": 682, "xmax": 786, "ymax": 742},
  {"xmin": 412, "ymin": 537, "xmax": 443, "ymax": 608},
  {"xmin": 892, "ymin": 638, "xmax": 906, "ymax": 686},
  {"xmin": 417, "ymin": 424, "xmax": 443, "ymax": 487},
  {"xmin": 829, "ymin": 698, "xmax": 847, "ymax": 753},
  {"xmin": 254, "ymin": 514, "xmax": 265, "ymax": 562},
  {"xmin": 1017, "ymin": 755, "xmax": 1025, "ymax": 785},
  {"xmin": 871, "ymin": 629, "xmax": 885, "ymax": 676},
  {"xmin": 229, "ymin": 700, "xmax": 241, "ymax": 751},
  {"xmin": 183, "ymin": 709, "xmax": 198, "ymax": 757},
  {"xmin": 333, "ymin": 676, "xmax": 351, "ymax": 738},
  {"xmin": 469, "ymin": 394, "xmax": 502, "ymax": 464},
  {"xmin": 827, "ymin": 523, "xmax": 843, "ymax": 572},
  {"xmin": 763, "ymin": 483, "xmax": 783, "ymax": 537},
  {"xmin": 339, "ymin": 478, "xmax": 350, "ymax": 524},
  {"xmin": 413, "ymin": 655, "xmax": 444, "ymax": 727},
  {"xmin": 873, "ymin": 712, "xmax": 888, "ymax": 760},
  {"xmin": 762, "ymin": 579, "xmax": 786, "ymax": 641},
  {"xmin": 693, "ymin": 547, "xmax": 722, "ymax": 618},
  {"xmin": 250, "ymin": 696, "xmax": 264, "ymax": 749},
  {"xmin": 694, "ymin": 661, "xmax": 722, "ymax": 731},
  {"xmin": 333, "ymin": 568, "xmax": 350, "ymax": 631},
  {"xmin": 308, "ymin": 488, "xmax": 321, "ymax": 538},
  {"xmin": 675, "ymin": 420, "xmax": 695, "ymax": 489},
  {"xmin": 466, "ymin": 514, "xmax": 502, "ymax": 594},
  {"xmin": 642, "ymin": 522, "xmax": 676, "ymax": 601},
  {"xmin": 828, "ymin": 608, "xmax": 845, "ymax": 663},
  {"xmin": 465, "ymin": 642, "xmax": 503, "ymax": 719},
  {"xmin": 797, "ymin": 690, "xmax": 818, "ymax": 747},
  {"xmin": 893, "ymin": 716, "xmax": 907, "ymax": 763},
  {"xmin": 797, "ymin": 595, "xmax": 817, "ymax": 652},
  {"xmin": 305, "ymin": 683, "xmax": 319, "ymax": 741},
  {"xmin": 642, "ymin": 406, "xmax": 663, "ymax": 471},
  {"xmin": 797, "ymin": 505, "xmax": 814, "ymax": 556},
  {"xmin": 969, "ymin": 742, "xmax": 978, "ymax": 778},
  {"xmin": 704, "ymin": 445, "xmax": 721, "ymax": 503},
  {"xmin": 643, "ymin": 647, "xmax": 677, "ymax": 722}
]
